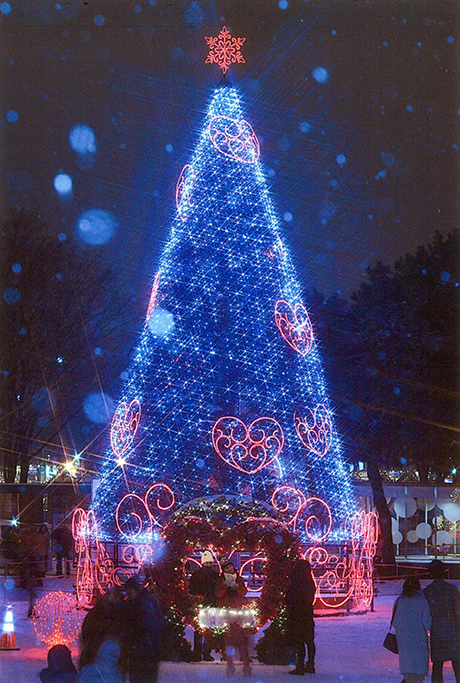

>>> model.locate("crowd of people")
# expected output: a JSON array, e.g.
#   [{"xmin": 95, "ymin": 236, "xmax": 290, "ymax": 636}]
[
  {"xmin": 36, "ymin": 553, "xmax": 460, "ymax": 682},
  {"xmin": 37, "ymin": 552, "xmax": 316, "ymax": 681}
]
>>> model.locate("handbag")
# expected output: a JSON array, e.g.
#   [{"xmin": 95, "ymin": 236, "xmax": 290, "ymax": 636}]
[{"xmin": 383, "ymin": 597, "xmax": 399, "ymax": 654}]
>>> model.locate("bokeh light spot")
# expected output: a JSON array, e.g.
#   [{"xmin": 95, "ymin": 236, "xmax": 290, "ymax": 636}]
[
  {"xmin": 312, "ymin": 67, "xmax": 329, "ymax": 83},
  {"xmin": 94, "ymin": 14, "xmax": 105, "ymax": 26},
  {"xmin": 12, "ymin": 263, "xmax": 21, "ymax": 274},
  {"xmin": 69, "ymin": 125, "xmax": 96, "ymax": 154},
  {"xmin": 53, "ymin": 173, "xmax": 72, "ymax": 195},
  {"xmin": 6, "ymin": 110, "xmax": 18, "ymax": 123},
  {"xmin": 0, "ymin": 2, "xmax": 11, "ymax": 15},
  {"xmin": 77, "ymin": 209, "xmax": 116, "ymax": 245},
  {"xmin": 3, "ymin": 287, "xmax": 21, "ymax": 305},
  {"xmin": 278, "ymin": 0, "xmax": 289, "ymax": 9},
  {"xmin": 83, "ymin": 392, "xmax": 115, "ymax": 424},
  {"xmin": 147, "ymin": 308, "xmax": 175, "ymax": 338},
  {"xmin": 336, "ymin": 154, "xmax": 346, "ymax": 166}
]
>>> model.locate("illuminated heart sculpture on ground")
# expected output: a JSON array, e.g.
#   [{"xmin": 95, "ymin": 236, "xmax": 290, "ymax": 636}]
[
  {"xmin": 294, "ymin": 404, "xmax": 333, "ymax": 456},
  {"xmin": 212, "ymin": 415, "xmax": 284, "ymax": 474},
  {"xmin": 274, "ymin": 299, "xmax": 314, "ymax": 356}
]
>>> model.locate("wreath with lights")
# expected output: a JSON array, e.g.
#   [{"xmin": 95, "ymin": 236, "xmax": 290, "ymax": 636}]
[{"xmin": 147, "ymin": 496, "xmax": 301, "ymax": 641}]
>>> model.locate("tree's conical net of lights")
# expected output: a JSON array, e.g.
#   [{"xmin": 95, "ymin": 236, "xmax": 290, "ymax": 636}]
[{"xmin": 91, "ymin": 82, "xmax": 357, "ymax": 546}]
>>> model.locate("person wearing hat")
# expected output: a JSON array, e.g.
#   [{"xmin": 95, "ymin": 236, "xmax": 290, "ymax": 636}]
[
  {"xmin": 188, "ymin": 550, "xmax": 218, "ymax": 662},
  {"xmin": 423, "ymin": 559, "xmax": 460, "ymax": 683}
]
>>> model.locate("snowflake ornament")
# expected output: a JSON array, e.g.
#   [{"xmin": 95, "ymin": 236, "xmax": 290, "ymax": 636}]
[{"xmin": 205, "ymin": 26, "xmax": 246, "ymax": 75}]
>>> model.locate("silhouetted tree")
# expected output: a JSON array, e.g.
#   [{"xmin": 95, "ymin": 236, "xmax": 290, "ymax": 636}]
[
  {"xmin": 0, "ymin": 210, "xmax": 133, "ymax": 483},
  {"xmin": 308, "ymin": 230, "xmax": 460, "ymax": 568}
]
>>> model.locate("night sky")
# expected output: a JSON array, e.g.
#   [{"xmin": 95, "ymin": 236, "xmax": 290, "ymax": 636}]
[{"xmin": 1, "ymin": 0, "xmax": 458, "ymax": 303}]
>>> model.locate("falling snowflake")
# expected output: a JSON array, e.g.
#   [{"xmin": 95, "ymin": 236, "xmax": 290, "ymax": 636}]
[{"xmin": 205, "ymin": 26, "xmax": 245, "ymax": 75}]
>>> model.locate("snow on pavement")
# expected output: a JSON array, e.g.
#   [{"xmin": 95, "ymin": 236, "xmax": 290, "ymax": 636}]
[{"xmin": 0, "ymin": 578, "xmax": 458, "ymax": 682}]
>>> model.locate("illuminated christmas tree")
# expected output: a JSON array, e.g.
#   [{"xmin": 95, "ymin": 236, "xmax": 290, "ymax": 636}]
[{"xmin": 91, "ymin": 29, "xmax": 357, "ymax": 550}]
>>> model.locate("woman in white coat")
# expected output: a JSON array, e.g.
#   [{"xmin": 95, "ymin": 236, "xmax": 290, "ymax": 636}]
[{"xmin": 393, "ymin": 575, "xmax": 432, "ymax": 683}]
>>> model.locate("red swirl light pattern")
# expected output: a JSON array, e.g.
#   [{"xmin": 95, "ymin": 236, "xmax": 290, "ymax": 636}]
[
  {"xmin": 175, "ymin": 164, "xmax": 196, "ymax": 220},
  {"xmin": 72, "ymin": 487, "xmax": 174, "ymax": 605},
  {"xmin": 271, "ymin": 488, "xmax": 377, "ymax": 609},
  {"xmin": 271, "ymin": 487, "xmax": 332, "ymax": 540},
  {"xmin": 72, "ymin": 508, "xmax": 115, "ymax": 606},
  {"xmin": 204, "ymin": 26, "xmax": 246, "ymax": 75},
  {"xmin": 145, "ymin": 483, "xmax": 176, "ymax": 528},
  {"xmin": 208, "ymin": 116, "xmax": 260, "ymax": 164},
  {"xmin": 145, "ymin": 271, "xmax": 161, "ymax": 324},
  {"xmin": 271, "ymin": 486, "xmax": 306, "ymax": 530},
  {"xmin": 110, "ymin": 399, "xmax": 141, "ymax": 459},
  {"xmin": 304, "ymin": 511, "xmax": 378, "ymax": 609},
  {"xmin": 274, "ymin": 299, "xmax": 314, "ymax": 356},
  {"xmin": 294, "ymin": 405, "xmax": 333, "ymax": 456},
  {"xmin": 212, "ymin": 416, "xmax": 284, "ymax": 474},
  {"xmin": 116, "ymin": 494, "xmax": 152, "ymax": 541},
  {"xmin": 32, "ymin": 592, "xmax": 84, "ymax": 646},
  {"xmin": 116, "ymin": 483, "xmax": 175, "ymax": 540}
]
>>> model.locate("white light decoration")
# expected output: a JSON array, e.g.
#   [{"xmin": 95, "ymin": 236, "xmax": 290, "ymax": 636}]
[
  {"xmin": 443, "ymin": 502, "xmax": 460, "ymax": 522},
  {"xmin": 90, "ymin": 82, "xmax": 357, "ymax": 544},
  {"xmin": 393, "ymin": 531, "xmax": 403, "ymax": 545},
  {"xmin": 393, "ymin": 497, "xmax": 417, "ymax": 518},
  {"xmin": 415, "ymin": 522, "xmax": 432, "ymax": 540},
  {"xmin": 407, "ymin": 530, "xmax": 418, "ymax": 543},
  {"xmin": 198, "ymin": 606, "xmax": 257, "ymax": 630}
]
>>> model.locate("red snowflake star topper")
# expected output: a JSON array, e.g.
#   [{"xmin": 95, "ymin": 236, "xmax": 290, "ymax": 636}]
[{"xmin": 205, "ymin": 26, "xmax": 246, "ymax": 75}]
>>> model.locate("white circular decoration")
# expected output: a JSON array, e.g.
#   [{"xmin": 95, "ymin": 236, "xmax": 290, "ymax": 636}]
[
  {"xmin": 436, "ymin": 498, "xmax": 452, "ymax": 510},
  {"xmin": 392, "ymin": 531, "xmax": 403, "ymax": 545},
  {"xmin": 407, "ymin": 530, "xmax": 419, "ymax": 543},
  {"xmin": 394, "ymin": 496, "xmax": 417, "ymax": 518},
  {"xmin": 433, "ymin": 530, "xmax": 453, "ymax": 545},
  {"xmin": 443, "ymin": 503, "xmax": 460, "ymax": 522},
  {"xmin": 417, "ymin": 497, "xmax": 435, "ymax": 511},
  {"xmin": 415, "ymin": 522, "xmax": 432, "ymax": 540},
  {"xmin": 391, "ymin": 517, "xmax": 399, "ymax": 532}
]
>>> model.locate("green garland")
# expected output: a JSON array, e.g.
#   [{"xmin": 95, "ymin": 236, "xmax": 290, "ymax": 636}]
[{"xmin": 149, "ymin": 498, "xmax": 301, "ymax": 635}]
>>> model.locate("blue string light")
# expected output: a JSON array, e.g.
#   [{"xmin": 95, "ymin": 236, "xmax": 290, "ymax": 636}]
[{"xmin": 92, "ymin": 83, "xmax": 356, "ymax": 543}]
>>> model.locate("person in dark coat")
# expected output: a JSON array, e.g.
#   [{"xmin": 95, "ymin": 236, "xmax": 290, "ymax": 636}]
[
  {"xmin": 393, "ymin": 575, "xmax": 431, "ymax": 683},
  {"xmin": 215, "ymin": 558, "xmax": 251, "ymax": 677},
  {"xmin": 188, "ymin": 550, "xmax": 218, "ymax": 661},
  {"xmin": 285, "ymin": 558, "xmax": 316, "ymax": 675},
  {"xmin": 39, "ymin": 644, "xmax": 77, "ymax": 683},
  {"xmin": 423, "ymin": 559, "xmax": 460, "ymax": 683},
  {"xmin": 52, "ymin": 523, "xmax": 74, "ymax": 577},
  {"xmin": 123, "ymin": 576, "xmax": 166, "ymax": 683},
  {"xmin": 79, "ymin": 586, "xmax": 125, "ymax": 669}
]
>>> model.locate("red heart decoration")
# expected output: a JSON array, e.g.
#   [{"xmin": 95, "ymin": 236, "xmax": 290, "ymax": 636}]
[
  {"xmin": 274, "ymin": 299, "xmax": 314, "ymax": 356},
  {"xmin": 212, "ymin": 416, "xmax": 284, "ymax": 474},
  {"xmin": 110, "ymin": 399, "xmax": 142, "ymax": 458},
  {"xmin": 294, "ymin": 404, "xmax": 333, "ymax": 457}
]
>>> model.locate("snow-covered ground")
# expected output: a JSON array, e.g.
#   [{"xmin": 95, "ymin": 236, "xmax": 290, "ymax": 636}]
[{"xmin": 0, "ymin": 577, "xmax": 458, "ymax": 682}]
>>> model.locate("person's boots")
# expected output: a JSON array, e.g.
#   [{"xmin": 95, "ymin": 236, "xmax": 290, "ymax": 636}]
[
  {"xmin": 305, "ymin": 660, "xmax": 315, "ymax": 673},
  {"xmin": 289, "ymin": 663, "xmax": 305, "ymax": 675}
]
